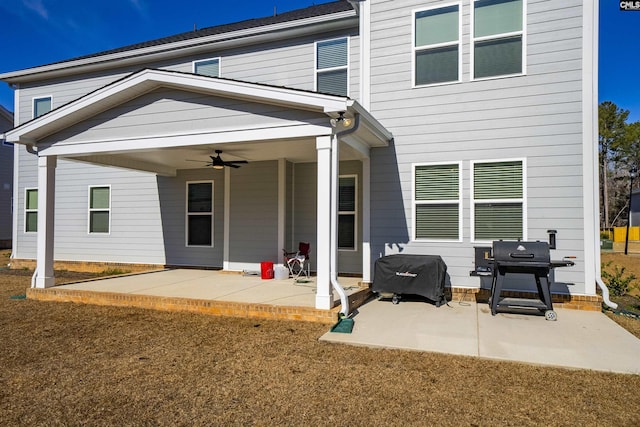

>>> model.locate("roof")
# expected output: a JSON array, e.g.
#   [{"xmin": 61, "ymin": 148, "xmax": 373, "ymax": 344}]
[
  {"xmin": 0, "ymin": 1, "xmax": 356, "ymax": 83},
  {"xmin": 66, "ymin": 1, "xmax": 353, "ymax": 64},
  {"xmin": 0, "ymin": 105, "xmax": 13, "ymax": 123}
]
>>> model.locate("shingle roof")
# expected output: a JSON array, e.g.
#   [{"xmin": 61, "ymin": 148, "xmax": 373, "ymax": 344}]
[{"xmin": 55, "ymin": 1, "xmax": 353, "ymax": 65}]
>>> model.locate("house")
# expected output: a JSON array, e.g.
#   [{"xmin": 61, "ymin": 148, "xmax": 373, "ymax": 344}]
[
  {"xmin": 0, "ymin": 105, "xmax": 14, "ymax": 249},
  {"xmin": 0, "ymin": 0, "xmax": 604, "ymax": 311}
]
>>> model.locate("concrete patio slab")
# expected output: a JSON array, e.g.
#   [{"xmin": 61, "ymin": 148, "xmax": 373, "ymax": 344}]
[{"xmin": 321, "ymin": 299, "xmax": 640, "ymax": 374}]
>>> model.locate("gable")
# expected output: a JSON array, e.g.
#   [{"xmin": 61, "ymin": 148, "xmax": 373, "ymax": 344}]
[{"xmin": 40, "ymin": 87, "xmax": 328, "ymax": 147}]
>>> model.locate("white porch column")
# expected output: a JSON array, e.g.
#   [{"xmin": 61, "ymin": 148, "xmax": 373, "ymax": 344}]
[
  {"xmin": 315, "ymin": 135, "xmax": 333, "ymax": 309},
  {"xmin": 362, "ymin": 157, "xmax": 371, "ymax": 282},
  {"xmin": 34, "ymin": 155, "xmax": 56, "ymax": 288}
]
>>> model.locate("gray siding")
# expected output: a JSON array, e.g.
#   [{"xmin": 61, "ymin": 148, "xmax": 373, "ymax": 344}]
[
  {"xmin": 157, "ymin": 169, "xmax": 225, "ymax": 268},
  {"xmin": 369, "ymin": 0, "xmax": 587, "ymax": 293},
  {"xmin": 0, "ymin": 112, "xmax": 13, "ymax": 243},
  {"xmin": 291, "ymin": 160, "xmax": 363, "ymax": 275},
  {"xmin": 228, "ymin": 161, "xmax": 280, "ymax": 269},
  {"xmin": 16, "ymin": 28, "xmax": 359, "ymax": 126},
  {"xmin": 14, "ymin": 150, "xmax": 167, "ymax": 265}
]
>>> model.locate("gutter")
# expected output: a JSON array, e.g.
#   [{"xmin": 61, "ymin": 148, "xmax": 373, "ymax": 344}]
[{"xmin": 329, "ymin": 113, "xmax": 361, "ymax": 316}]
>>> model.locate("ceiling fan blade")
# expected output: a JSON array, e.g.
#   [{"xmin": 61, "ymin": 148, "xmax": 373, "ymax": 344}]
[
  {"xmin": 226, "ymin": 160, "xmax": 248, "ymax": 164},
  {"xmin": 226, "ymin": 163, "xmax": 241, "ymax": 168}
]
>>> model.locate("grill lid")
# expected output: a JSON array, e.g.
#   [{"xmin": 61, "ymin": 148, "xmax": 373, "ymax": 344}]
[{"xmin": 492, "ymin": 241, "xmax": 550, "ymax": 264}]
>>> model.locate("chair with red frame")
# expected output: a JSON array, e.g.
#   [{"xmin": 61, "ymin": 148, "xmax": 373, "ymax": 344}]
[{"xmin": 282, "ymin": 242, "xmax": 310, "ymax": 280}]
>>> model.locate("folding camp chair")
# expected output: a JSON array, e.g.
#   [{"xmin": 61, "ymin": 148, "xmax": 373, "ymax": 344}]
[{"xmin": 283, "ymin": 242, "xmax": 310, "ymax": 280}]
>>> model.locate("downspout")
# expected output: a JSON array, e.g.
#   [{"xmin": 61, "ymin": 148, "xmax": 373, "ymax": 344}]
[
  {"xmin": 330, "ymin": 113, "xmax": 360, "ymax": 316},
  {"xmin": 596, "ymin": 277, "xmax": 618, "ymax": 309}
]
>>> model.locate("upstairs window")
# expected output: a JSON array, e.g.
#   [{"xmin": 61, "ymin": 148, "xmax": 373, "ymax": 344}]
[
  {"xmin": 25, "ymin": 188, "xmax": 38, "ymax": 233},
  {"xmin": 193, "ymin": 58, "xmax": 220, "ymax": 77},
  {"xmin": 414, "ymin": 4, "xmax": 460, "ymax": 86},
  {"xmin": 89, "ymin": 186, "xmax": 111, "ymax": 234},
  {"xmin": 338, "ymin": 176, "xmax": 357, "ymax": 250},
  {"xmin": 186, "ymin": 181, "xmax": 213, "ymax": 247},
  {"xmin": 413, "ymin": 163, "xmax": 462, "ymax": 241},
  {"xmin": 473, "ymin": 0, "xmax": 524, "ymax": 79},
  {"xmin": 472, "ymin": 159, "xmax": 525, "ymax": 241},
  {"xmin": 33, "ymin": 96, "xmax": 52, "ymax": 118},
  {"xmin": 315, "ymin": 37, "xmax": 349, "ymax": 96}
]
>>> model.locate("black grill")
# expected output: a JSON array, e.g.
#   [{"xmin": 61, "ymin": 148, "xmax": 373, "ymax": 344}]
[
  {"xmin": 372, "ymin": 254, "xmax": 447, "ymax": 306},
  {"xmin": 490, "ymin": 240, "xmax": 573, "ymax": 320}
]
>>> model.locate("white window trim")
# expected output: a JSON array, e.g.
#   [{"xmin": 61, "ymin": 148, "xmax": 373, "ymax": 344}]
[
  {"xmin": 192, "ymin": 57, "xmax": 221, "ymax": 77},
  {"xmin": 2, "ymin": 139, "xmax": 13, "ymax": 147},
  {"xmin": 412, "ymin": 161, "xmax": 463, "ymax": 242},
  {"xmin": 338, "ymin": 174, "xmax": 358, "ymax": 252},
  {"xmin": 412, "ymin": 2, "xmax": 462, "ymax": 88},
  {"xmin": 88, "ymin": 185, "xmax": 111, "ymax": 235},
  {"xmin": 185, "ymin": 180, "xmax": 214, "ymax": 248},
  {"xmin": 470, "ymin": 158, "xmax": 527, "ymax": 243},
  {"xmin": 32, "ymin": 95, "xmax": 53, "ymax": 119},
  {"xmin": 314, "ymin": 36, "xmax": 350, "ymax": 96},
  {"xmin": 470, "ymin": 0, "xmax": 527, "ymax": 81},
  {"xmin": 24, "ymin": 187, "xmax": 37, "ymax": 234}
]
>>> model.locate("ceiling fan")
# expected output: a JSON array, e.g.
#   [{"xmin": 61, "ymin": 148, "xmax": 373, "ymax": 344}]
[{"xmin": 191, "ymin": 150, "xmax": 249, "ymax": 169}]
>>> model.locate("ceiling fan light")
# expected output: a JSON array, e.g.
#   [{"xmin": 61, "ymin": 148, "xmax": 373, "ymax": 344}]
[{"xmin": 213, "ymin": 164, "xmax": 224, "ymax": 170}]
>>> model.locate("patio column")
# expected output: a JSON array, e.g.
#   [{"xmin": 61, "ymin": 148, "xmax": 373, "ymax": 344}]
[
  {"xmin": 34, "ymin": 155, "xmax": 56, "ymax": 288},
  {"xmin": 315, "ymin": 135, "xmax": 333, "ymax": 309}
]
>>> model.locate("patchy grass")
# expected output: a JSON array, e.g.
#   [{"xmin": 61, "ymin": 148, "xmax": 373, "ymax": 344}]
[{"xmin": 1, "ymin": 269, "xmax": 640, "ymax": 425}]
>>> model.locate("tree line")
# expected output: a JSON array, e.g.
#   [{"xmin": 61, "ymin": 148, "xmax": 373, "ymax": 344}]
[{"xmin": 599, "ymin": 101, "xmax": 639, "ymax": 229}]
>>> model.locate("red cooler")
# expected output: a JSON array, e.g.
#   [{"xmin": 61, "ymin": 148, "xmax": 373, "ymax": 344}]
[{"xmin": 260, "ymin": 262, "xmax": 274, "ymax": 279}]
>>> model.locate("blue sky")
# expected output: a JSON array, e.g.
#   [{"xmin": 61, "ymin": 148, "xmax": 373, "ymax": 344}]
[{"xmin": 0, "ymin": 0, "xmax": 638, "ymax": 122}]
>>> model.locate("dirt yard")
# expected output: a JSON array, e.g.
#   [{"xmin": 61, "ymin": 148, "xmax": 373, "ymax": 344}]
[{"xmin": 1, "ymin": 265, "xmax": 640, "ymax": 425}]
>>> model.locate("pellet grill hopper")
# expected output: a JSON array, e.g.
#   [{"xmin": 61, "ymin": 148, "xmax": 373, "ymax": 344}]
[{"xmin": 372, "ymin": 254, "xmax": 447, "ymax": 306}]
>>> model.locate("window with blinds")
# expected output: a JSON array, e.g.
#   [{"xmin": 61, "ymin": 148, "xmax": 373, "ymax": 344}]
[
  {"xmin": 33, "ymin": 96, "xmax": 52, "ymax": 118},
  {"xmin": 186, "ymin": 181, "xmax": 213, "ymax": 247},
  {"xmin": 414, "ymin": 163, "xmax": 461, "ymax": 240},
  {"xmin": 193, "ymin": 58, "xmax": 220, "ymax": 77},
  {"xmin": 316, "ymin": 37, "xmax": 348, "ymax": 96},
  {"xmin": 25, "ymin": 188, "xmax": 38, "ymax": 233},
  {"xmin": 89, "ymin": 186, "xmax": 110, "ymax": 234},
  {"xmin": 472, "ymin": 160, "xmax": 524, "ymax": 240},
  {"xmin": 414, "ymin": 5, "xmax": 460, "ymax": 86},
  {"xmin": 338, "ymin": 176, "xmax": 357, "ymax": 250},
  {"xmin": 473, "ymin": 0, "xmax": 524, "ymax": 79}
]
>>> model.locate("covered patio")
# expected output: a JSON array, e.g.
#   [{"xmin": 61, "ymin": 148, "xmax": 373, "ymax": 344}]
[{"xmin": 6, "ymin": 69, "xmax": 393, "ymax": 314}]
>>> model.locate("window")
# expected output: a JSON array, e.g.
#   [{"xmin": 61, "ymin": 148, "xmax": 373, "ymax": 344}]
[
  {"xmin": 187, "ymin": 181, "xmax": 213, "ymax": 247},
  {"xmin": 88, "ymin": 186, "xmax": 110, "ymax": 234},
  {"xmin": 25, "ymin": 188, "xmax": 38, "ymax": 233},
  {"xmin": 414, "ymin": 4, "xmax": 460, "ymax": 86},
  {"xmin": 33, "ymin": 96, "xmax": 52, "ymax": 118},
  {"xmin": 193, "ymin": 58, "xmax": 220, "ymax": 77},
  {"xmin": 413, "ymin": 163, "xmax": 462, "ymax": 240},
  {"xmin": 338, "ymin": 176, "xmax": 357, "ymax": 250},
  {"xmin": 472, "ymin": 0, "xmax": 524, "ymax": 79},
  {"xmin": 315, "ymin": 37, "xmax": 348, "ymax": 96},
  {"xmin": 471, "ymin": 160, "xmax": 525, "ymax": 241}
]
